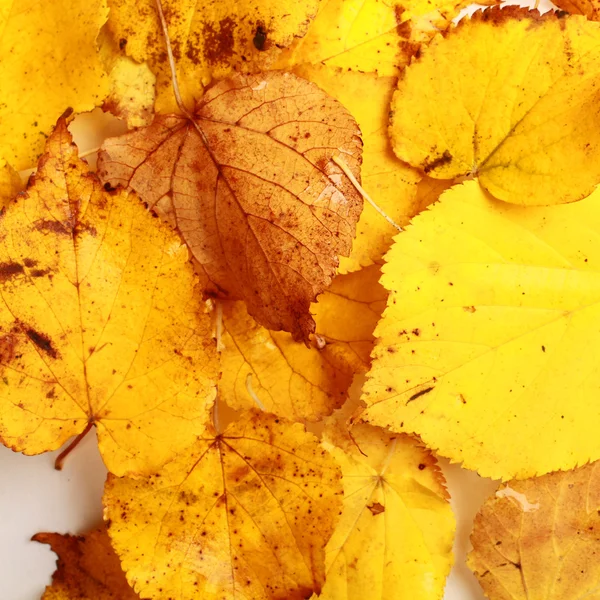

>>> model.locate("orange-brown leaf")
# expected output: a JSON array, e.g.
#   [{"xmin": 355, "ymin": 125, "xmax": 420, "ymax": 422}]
[{"xmin": 98, "ymin": 71, "xmax": 363, "ymax": 342}]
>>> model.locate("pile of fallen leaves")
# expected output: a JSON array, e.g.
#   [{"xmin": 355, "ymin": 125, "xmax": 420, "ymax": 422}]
[{"xmin": 4, "ymin": 0, "xmax": 600, "ymax": 597}]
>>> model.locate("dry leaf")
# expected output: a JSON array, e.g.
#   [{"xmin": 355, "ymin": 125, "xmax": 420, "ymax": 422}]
[
  {"xmin": 220, "ymin": 265, "xmax": 386, "ymax": 422},
  {"xmin": 34, "ymin": 526, "xmax": 139, "ymax": 599},
  {"xmin": 0, "ymin": 159, "xmax": 23, "ymax": 209},
  {"xmin": 361, "ymin": 179, "xmax": 600, "ymax": 480},
  {"xmin": 98, "ymin": 71, "xmax": 363, "ymax": 342},
  {"xmin": 104, "ymin": 0, "xmax": 320, "ymax": 112},
  {"xmin": 0, "ymin": 0, "xmax": 109, "ymax": 170},
  {"xmin": 0, "ymin": 117, "xmax": 217, "ymax": 476},
  {"xmin": 103, "ymin": 409, "xmax": 343, "ymax": 600},
  {"xmin": 390, "ymin": 7, "xmax": 600, "ymax": 205},
  {"xmin": 318, "ymin": 424, "xmax": 455, "ymax": 600},
  {"xmin": 553, "ymin": 0, "xmax": 600, "ymax": 19},
  {"xmin": 468, "ymin": 462, "xmax": 600, "ymax": 600}
]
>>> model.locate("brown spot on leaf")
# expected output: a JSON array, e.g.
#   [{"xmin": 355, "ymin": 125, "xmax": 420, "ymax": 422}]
[
  {"xmin": 423, "ymin": 150, "xmax": 453, "ymax": 174},
  {"xmin": 35, "ymin": 219, "xmax": 70, "ymax": 235},
  {"xmin": 253, "ymin": 24, "xmax": 268, "ymax": 51},
  {"xmin": 0, "ymin": 262, "xmax": 24, "ymax": 281},
  {"xmin": 25, "ymin": 328, "xmax": 58, "ymax": 358},
  {"xmin": 367, "ymin": 502, "xmax": 385, "ymax": 516},
  {"xmin": 202, "ymin": 17, "xmax": 236, "ymax": 65}
]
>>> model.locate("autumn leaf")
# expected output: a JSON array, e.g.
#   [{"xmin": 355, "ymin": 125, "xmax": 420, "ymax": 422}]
[
  {"xmin": 33, "ymin": 526, "xmax": 139, "ymax": 599},
  {"xmin": 553, "ymin": 0, "xmax": 600, "ymax": 19},
  {"xmin": 468, "ymin": 461, "xmax": 600, "ymax": 600},
  {"xmin": 98, "ymin": 71, "xmax": 363, "ymax": 341},
  {"xmin": 104, "ymin": 0, "xmax": 320, "ymax": 112},
  {"xmin": 103, "ymin": 409, "xmax": 343, "ymax": 600},
  {"xmin": 361, "ymin": 179, "xmax": 600, "ymax": 480},
  {"xmin": 0, "ymin": 0, "xmax": 109, "ymax": 170},
  {"xmin": 0, "ymin": 159, "xmax": 23, "ymax": 209},
  {"xmin": 0, "ymin": 117, "xmax": 218, "ymax": 476},
  {"xmin": 318, "ymin": 423, "xmax": 455, "ymax": 600},
  {"xmin": 390, "ymin": 7, "xmax": 600, "ymax": 205},
  {"xmin": 219, "ymin": 265, "xmax": 386, "ymax": 422}
]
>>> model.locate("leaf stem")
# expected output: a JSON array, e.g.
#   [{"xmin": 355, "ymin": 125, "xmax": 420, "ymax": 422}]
[
  {"xmin": 332, "ymin": 155, "xmax": 402, "ymax": 232},
  {"xmin": 245, "ymin": 373, "xmax": 265, "ymax": 411},
  {"xmin": 54, "ymin": 421, "xmax": 94, "ymax": 470}
]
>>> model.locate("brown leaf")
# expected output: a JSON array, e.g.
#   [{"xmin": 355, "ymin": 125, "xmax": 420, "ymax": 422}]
[{"xmin": 98, "ymin": 71, "xmax": 363, "ymax": 341}]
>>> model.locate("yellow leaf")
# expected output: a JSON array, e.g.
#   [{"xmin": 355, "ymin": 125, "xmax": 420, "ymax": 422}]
[
  {"xmin": 391, "ymin": 7, "xmax": 600, "ymax": 205},
  {"xmin": 361, "ymin": 179, "xmax": 600, "ymax": 480},
  {"xmin": 33, "ymin": 526, "xmax": 139, "ymax": 599},
  {"xmin": 553, "ymin": 0, "xmax": 600, "ymax": 20},
  {"xmin": 0, "ymin": 118, "xmax": 217, "ymax": 477},
  {"xmin": 103, "ymin": 409, "xmax": 343, "ymax": 600},
  {"xmin": 468, "ymin": 462, "xmax": 600, "ymax": 600},
  {"xmin": 319, "ymin": 424, "xmax": 455, "ymax": 600},
  {"xmin": 105, "ymin": 0, "xmax": 320, "ymax": 112},
  {"xmin": 0, "ymin": 159, "xmax": 23, "ymax": 209},
  {"xmin": 292, "ymin": 65, "xmax": 422, "ymax": 272},
  {"xmin": 0, "ymin": 0, "xmax": 109, "ymax": 170},
  {"xmin": 219, "ymin": 265, "xmax": 386, "ymax": 422}
]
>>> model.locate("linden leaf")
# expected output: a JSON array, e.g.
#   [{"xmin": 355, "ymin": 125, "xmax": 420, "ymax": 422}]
[
  {"xmin": 0, "ymin": 0, "xmax": 109, "ymax": 170},
  {"xmin": 468, "ymin": 462, "xmax": 600, "ymax": 600},
  {"xmin": 103, "ymin": 409, "xmax": 343, "ymax": 600},
  {"xmin": 220, "ymin": 265, "xmax": 386, "ymax": 422},
  {"xmin": 318, "ymin": 424, "xmax": 455, "ymax": 600},
  {"xmin": 292, "ymin": 64, "xmax": 422, "ymax": 272},
  {"xmin": 361, "ymin": 179, "xmax": 600, "ymax": 480},
  {"xmin": 0, "ymin": 117, "xmax": 218, "ymax": 477},
  {"xmin": 390, "ymin": 7, "xmax": 600, "ymax": 205},
  {"xmin": 98, "ymin": 71, "xmax": 363, "ymax": 342},
  {"xmin": 33, "ymin": 526, "xmax": 139, "ymax": 599},
  {"xmin": 0, "ymin": 159, "xmax": 23, "ymax": 209},
  {"xmin": 104, "ymin": 0, "xmax": 320, "ymax": 112}
]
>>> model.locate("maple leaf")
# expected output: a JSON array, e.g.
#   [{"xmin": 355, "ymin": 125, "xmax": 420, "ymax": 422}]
[
  {"xmin": 103, "ymin": 409, "xmax": 343, "ymax": 600},
  {"xmin": 104, "ymin": 0, "xmax": 320, "ymax": 112},
  {"xmin": 0, "ymin": 117, "xmax": 218, "ymax": 477},
  {"xmin": 0, "ymin": 0, "xmax": 109, "ymax": 170},
  {"xmin": 390, "ymin": 7, "xmax": 600, "ymax": 205},
  {"xmin": 317, "ymin": 423, "xmax": 455, "ymax": 600},
  {"xmin": 98, "ymin": 71, "xmax": 363, "ymax": 341},
  {"xmin": 361, "ymin": 179, "xmax": 600, "ymax": 480},
  {"xmin": 219, "ymin": 265, "xmax": 386, "ymax": 422},
  {"xmin": 33, "ymin": 526, "xmax": 139, "ymax": 599},
  {"xmin": 0, "ymin": 159, "xmax": 22, "ymax": 209},
  {"xmin": 468, "ymin": 461, "xmax": 600, "ymax": 600}
]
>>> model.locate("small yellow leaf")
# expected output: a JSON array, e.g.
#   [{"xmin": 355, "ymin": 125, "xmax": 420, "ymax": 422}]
[
  {"xmin": 0, "ymin": 0, "xmax": 109, "ymax": 170},
  {"xmin": 553, "ymin": 0, "xmax": 600, "ymax": 19},
  {"xmin": 468, "ymin": 462, "xmax": 600, "ymax": 600},
  {"xmin": 0, "ymin": 118, "xmax": 217, "ymax": 476},
  {"xmin": 103, "ymin": 409, "xmax": 343, "ymax": 600},
  {"xmin": 362, "ymin": 179, "xmax": 600, "ymax": 480},
  {"xmin": 390, "ymin": 7, "xmax": 600, "ymax": 205},
  {"xmin": 33, "ymin": 526, "xmax": 139, "ymax": 599},
  {"xmin": 319, "ymin": 424, "xmax": 455, "ymax": 600},
  {"xmin": 0, "ymin": 159, "xmax": 23, "ymax": 209}
]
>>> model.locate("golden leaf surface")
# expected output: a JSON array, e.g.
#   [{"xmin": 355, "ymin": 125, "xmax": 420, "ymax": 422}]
[
  {"xmin": 104, "ymin": 0, "xmax": 320, "ymax": 112},
  {"xmin": 292, "ymin": 64, "xmax": 422, "ymax": 272},
  {"xmin": 103, "ymin": 409, "xmax": 343, "ymax": 600},
  {"xmin": 468, "ymin": 462, "xmax": 600, "ymax": 600},
  {"xmin": 220, "ymin": 265, "xmax": 386, "ymax": 422},
  {"xmin": 0, "ymin": 0, "xmax": 109, "ymax": 170},
  {"xmin": 34, "ymin": 526, "xmax": 139, "ymax": 599},
  {"xmin": 390, "ymin": 7, "xmax": 600, "ymax": 205},
  {"xmin": 361, "ymin": 179, "xmax": 600, "ymax": 480},
  {"xmin": 317, "ymin": 424, "xmax": 455, "ymax": 600},
  {"xmin": 98, "ymin": 71, "xmax": 363, "ymax": 342},
  {"xmin": 0, "ymin": 159, "xmax": 23, "ymax": 209},
  {"xmin": 0, "ymin": 118, "xmax": 217, "ymax": 477}
]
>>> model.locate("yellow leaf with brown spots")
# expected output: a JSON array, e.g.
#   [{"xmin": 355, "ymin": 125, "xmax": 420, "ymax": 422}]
[
  {"xmin": 553, "ymin": 0, "xmax": 600, "ymax": 20},
  {"xmin": 0, "ymin": 159, "xmax": 23, "ymax": 209},
  {"xmin": 469, "ymin": 462, "xmax": 600, "ymax": 600},
  {"xmin": 33, "ymin": 526, "xmax": 139, "ymax": 599},
  {"xmin": 104, "ymin": 0, "xmax": 320, "ymax": 112},
  {"xmin": 219, "ymin": 265, "xmax": 386, "ymax": 422},
  {"xmin": 0, "ymin": 117, "xmax": 217, "ymax": 477},
  {"xmin": 0, "ymin": 0, "xmax": 109, "ymax": 170},
  {"xmin": 103, "ymin": 409, "xmax": 343, "ymax": 600},
  {"xmin": 317, "ymin": 424, "xmax": 455, "ymax": 600}
]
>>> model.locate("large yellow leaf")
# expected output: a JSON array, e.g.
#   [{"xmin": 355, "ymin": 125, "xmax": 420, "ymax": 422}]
[
  {"xmin": 0, "ymin": 0, "xmax": 109, "ymax": 170},
  {"xmin": 103, "ymin": 409, "xmax": 343, "ymax": 600},
  {"xmin": 318, "ymin": 423, "xmax": 455, "ymax": 600},
  {"xmin": 468, "ymin": 462, "xmax": 600, "ymax": 600},
  {"xmin": 0, "ymin": 118, "xmax": 217, "ymax": 477},
  {"xmin": 220, "ymin": 265, "xmax": 386, "ymax": 422},
  {"xmin": 292, "ymin": 64, "xmax": 422, "ymax": 272},
  {"xmin": 390, "ymin": 7, "xmax": 600, "ymax": 205},
  {"xmin": 361, "ymin": 179, "xmax": 600, "ymax": 480},
  {"xmin": 34, "ymin": 526, "xmax": 139, "ymax": 599},
  {"xmin": 105, "ymin": 0, "xmax": 320, "ymax": 112}
]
